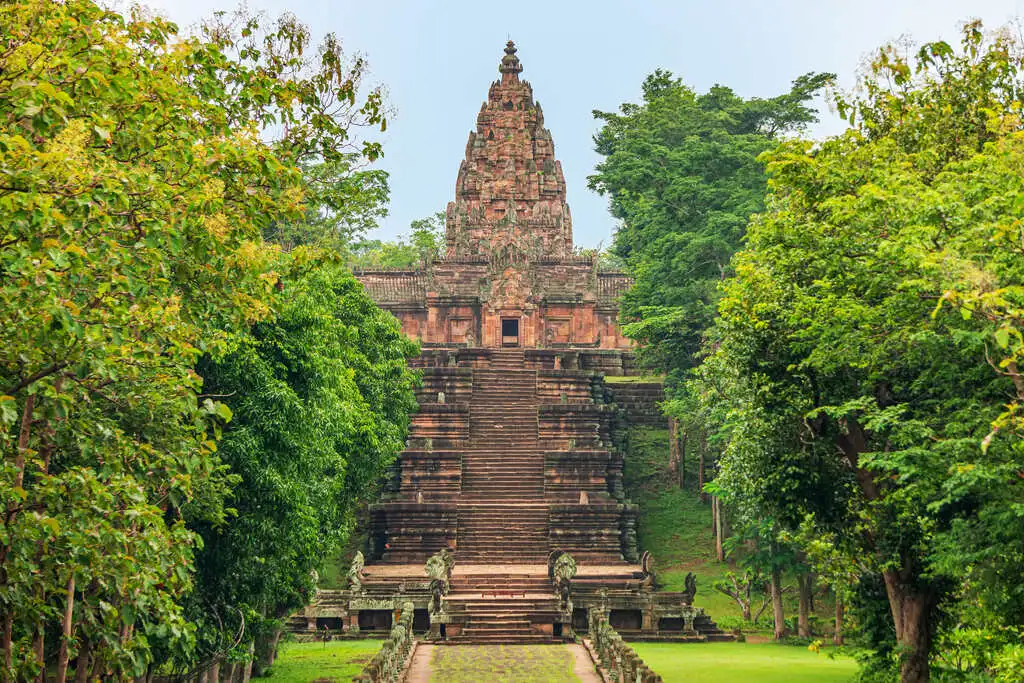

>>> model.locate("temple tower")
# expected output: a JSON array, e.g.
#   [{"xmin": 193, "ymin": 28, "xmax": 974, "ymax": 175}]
[
  {"xmin": 357, "ymin": 41, "xmax": 632, "ymax": 350},
  {"xmin": 446, "ymin": 41, "xmax": 573, "ymax": 261},
  {"xmin": 296, "ymin": 42, "xmax": 733, "ymax": 646}
]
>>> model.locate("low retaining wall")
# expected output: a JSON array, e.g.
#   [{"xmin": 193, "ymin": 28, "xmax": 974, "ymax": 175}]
[
  {"xmin": 353, "ymin": 601, "xmax": 416, "ymax": 682},
  {"xmin": 586, "ymin": 610, "xmax": 662, "ymax": 683}
]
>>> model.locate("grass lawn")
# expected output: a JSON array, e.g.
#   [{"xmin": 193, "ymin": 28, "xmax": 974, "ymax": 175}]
[
  {"xmin": 623, "ymin": 426, "xmax": 838, "ymax": 630},
  {"xmin": 266, "ymin": 639, "xmax": 382, "ymax": 682},
  {"xmin": 630, "ymin": 642, "xmax": 856, "ymax": 683},
  {"xmin": 604, "ymin": 374, "xmax": 666, "ymax": 383},
  {"xmin": 430, "ymin": 644, "xmax": 579, "ymax": 682}
]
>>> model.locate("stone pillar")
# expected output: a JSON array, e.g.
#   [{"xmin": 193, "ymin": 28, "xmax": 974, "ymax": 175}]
[{"xmin": 642, "ymin": 602, "xmax": 657, "ymax": 633}]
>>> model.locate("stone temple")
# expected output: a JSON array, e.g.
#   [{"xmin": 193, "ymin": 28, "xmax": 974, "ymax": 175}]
[{"xmin": 292, "ymin": 41, "xmax": 730, "ymax": 644}]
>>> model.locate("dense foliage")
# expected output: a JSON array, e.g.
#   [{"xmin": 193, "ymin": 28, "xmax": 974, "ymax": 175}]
[
  {"xmin": 190, "ymin": 263, "xmax": 416, "ymax": 674},
  {"xmin": 0, "ymin": 1, "xmax": 408, "ymax": 679},
  {"xmin": 698, "ymin": 22, "xmax": 1024, "ymax": 682},
  {"xmin": 589, "ymin": 70, "xmax": 831, "ymax": 374},
  {"xmin": 347, "ymin": 210, "xmax": 447, "ymax": 269}
]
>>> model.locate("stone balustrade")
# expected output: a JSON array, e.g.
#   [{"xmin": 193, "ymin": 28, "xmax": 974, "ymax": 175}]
[
  {"xmin": 587, "ymin": 610, "xmax": 663, "ymax": 683},
  {"xmin": 353, "ymin": 601, "xmax": 416, "ymax": 682}
]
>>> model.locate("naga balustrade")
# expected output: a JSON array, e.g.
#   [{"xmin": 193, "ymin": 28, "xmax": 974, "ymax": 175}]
[
  {"xmin": 353, "ymin": 601, "xmax": 415, "ymax": 683},
  {"xmin": 587, "ymin": 609, "xmax": 662, "ymax": 683}
]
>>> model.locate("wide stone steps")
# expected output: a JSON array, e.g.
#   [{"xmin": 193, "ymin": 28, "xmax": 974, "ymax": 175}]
[
  {"xmin": 444, "ymin": 584, "xmax": 561, "ymax": 643},
  {"xmin": 452, "ymin": 574, "xmax": 552, "ymax": 592},
  {"xmin": 456, "ymin": 504, "xmax": 548, "ymax": 554}
]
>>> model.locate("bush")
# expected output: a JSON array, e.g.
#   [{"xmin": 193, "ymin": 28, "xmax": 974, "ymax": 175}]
[{"xmin": 992, "ymin": 644, "xmax": 1024, "ymax": 683}]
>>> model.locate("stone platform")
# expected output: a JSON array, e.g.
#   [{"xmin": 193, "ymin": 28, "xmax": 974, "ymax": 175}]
[
  {"xmin": 290, "ymin": 41, "xmax": 729, "ymax": 647},
  {"xmin": 289, "ymin": 348, "xmax": 729, "ymax": 644}
]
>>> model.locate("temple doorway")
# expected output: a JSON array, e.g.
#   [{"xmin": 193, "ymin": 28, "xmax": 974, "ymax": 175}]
[{"xmin": 501, "ymin": 318, "xmax": 520, "ymax": 347}]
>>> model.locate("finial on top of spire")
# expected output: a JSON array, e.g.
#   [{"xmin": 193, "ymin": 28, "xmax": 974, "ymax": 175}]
[{"xmin": 499, "ymin": 40, "xmax": 523, "ymax": 79}]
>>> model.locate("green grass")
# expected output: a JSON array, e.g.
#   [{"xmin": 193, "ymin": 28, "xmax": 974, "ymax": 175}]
[
  {"xmin": 629, "ymin": 642, "xmax": 856, "ymax": 683},
  {"xmin": 429, "ymin": 644, "xmax": 579, "ymax": 682},
  {"xmin": 265, "ymin": 639, "xmax": 383, "ymax": 682},
  {"xmin": 624, "ymin": 427, "xmax": 723, "ymax": 578},
  {"xmin": 622, "ymin": 426, "xmax": 836, "ymax": 630},
  {"xmin": 604, "ymin": 374, "xmax": 665, "ymax": 383}
]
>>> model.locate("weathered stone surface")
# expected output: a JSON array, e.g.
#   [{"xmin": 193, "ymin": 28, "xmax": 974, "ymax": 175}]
[
  {"xmin": 293, "ymin": 42, "xmax": 732, "ymax": 646},
  {"xmin": 355, "ymin": 42, "xmax": 631, "ymax": 351}
]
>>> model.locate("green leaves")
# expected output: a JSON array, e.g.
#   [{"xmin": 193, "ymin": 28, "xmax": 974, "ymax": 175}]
[
  {"xmin": 189, "ymin": 263, "xmax": 416, "ymax": 652},
  {"xmin": 701, "ymin": 20, "xmax": 1024, "ymax": 678},
  {"xmin": 0, "ymin": 0, "xmax": 393, "ymax": 676},
  {"xmin": 590, "ymin": 69, "xmax": 830, "ymax": 374}
]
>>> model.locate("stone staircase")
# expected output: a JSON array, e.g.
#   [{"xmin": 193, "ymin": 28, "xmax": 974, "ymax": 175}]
[
  {"xmin": 444, "ymin": 572, "xmax": 560, "ymax": 644},
  {"xmin": 458, "ymin": 351, "xmax": 546, "ymax": 562},
  {"xmin": 445, "ymin": 350, "xmax": 560, "ymax": 640},
  {"xmin": 456, "ymin": 503, "xmax": 549, "ymax": 563}
]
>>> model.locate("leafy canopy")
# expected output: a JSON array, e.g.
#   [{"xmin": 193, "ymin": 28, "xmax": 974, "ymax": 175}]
[
  {"xmin": 588, "ymin": 69, "xmax": 831, "ymax": 374},
  {"xmin": 0, "ymin": 0, "xmax": 387, "ymax": 677},
  {"xmin": 705, "ymin": 21, "xmax": 1024, "ymax": 681}
]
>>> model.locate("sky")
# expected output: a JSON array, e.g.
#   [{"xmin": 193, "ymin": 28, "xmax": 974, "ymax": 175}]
[{"xmin": 145, "ymin": 0, "xmax": 1023, "ymax": 248}]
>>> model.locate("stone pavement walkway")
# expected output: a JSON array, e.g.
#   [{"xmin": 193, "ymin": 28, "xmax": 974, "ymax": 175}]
[{"xmin": 404, "ymin": 643, "xmax": 602, "ymax": 683}]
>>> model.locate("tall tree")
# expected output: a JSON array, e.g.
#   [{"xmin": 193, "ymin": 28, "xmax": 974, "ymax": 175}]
[
  {"xmin": 588, "ymin": 70, "xmax": 831, "ymax": 375},
  {"xmin": 187, "ymin": 261, "xmax": 417, "ymax": 675},
  {"xmin": 707, "ymin": 22, "xmax": 1024, "ymax": 682},
  {"xmin": 348, "ymin": 210, "xmax": 446, "ymax": 268},
  {"xmin": 0, "ymin": 1, "xmax": 386, "ymax": 677},
  {"xmin": 263, "ymin": 157, "xmax": 390, "ymax": 251}
]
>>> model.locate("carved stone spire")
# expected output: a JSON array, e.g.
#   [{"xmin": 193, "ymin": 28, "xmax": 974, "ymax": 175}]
[
  {"xmin": 499, "ymin": 40, "xmax": 523, "ymax": 84},
  {"xmin": 445, "ymin": 41, "xmax": 573, "ymax": 261}
]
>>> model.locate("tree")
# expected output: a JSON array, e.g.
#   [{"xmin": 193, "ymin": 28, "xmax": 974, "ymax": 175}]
[
  {"xmin": 707, "ymin": 22, "xmax": 1024, "ymax": 682},
  {"xmin": 0, "ymin": 1, "xmax": 386, "ymax": 677},
  {"xmin": 263, "ymin": 157, "xmax": 390, "ymax": 251},
  {"xmin": 588, "ymin": 69, "xmax": 831, "ymax": 375},
  {"xmin": 187, "ymin": 260, "xmax": 417, "ymax": 676},
  {"xmin": 348, "ymin": 211, "xmax": 446, "ymax": 268}
]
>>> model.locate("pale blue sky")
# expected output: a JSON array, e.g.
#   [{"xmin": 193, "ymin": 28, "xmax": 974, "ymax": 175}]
[{"xmin": 147, "ymin": 0, "xmax": 1022, "ymax": 247}]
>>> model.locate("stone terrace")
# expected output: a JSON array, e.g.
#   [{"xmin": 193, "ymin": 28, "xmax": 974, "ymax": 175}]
[{"xmin": 290, "ymin": 41, "xmax": 730, "ymax": 646}]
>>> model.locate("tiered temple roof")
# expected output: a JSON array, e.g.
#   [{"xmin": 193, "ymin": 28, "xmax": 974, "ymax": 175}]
[
  {"xmin": 446, "ymin": 41, "xmax": 573, "ymax": 261},
  {"xmin": 356, "ymin": 41, "xmax": 632, "ymax": 351}
]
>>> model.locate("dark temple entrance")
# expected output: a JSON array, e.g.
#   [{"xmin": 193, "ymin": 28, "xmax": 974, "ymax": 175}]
[{"xmin": 501, "ymin": 318, "xmax": 520, "ymax": 347}]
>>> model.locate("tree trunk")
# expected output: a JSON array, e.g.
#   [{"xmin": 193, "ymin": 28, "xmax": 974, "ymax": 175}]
[
  {"xmin": 883, "ymin": 569, "xmax": 937, "ymax": 683},
  {"xmin": 2, "ymin": 612, "xmax": 12, "ymax": 673},
  {"xmin": 679, "ymin": 429, "xmax": 687, "ymax": 489},
  {"xmin": 697, "ymin": 431, "xmax": 707, "ymax": 503},
  {"xmin": 73, "ymin": 640, "xmax": 91, "ymax": 683},
  {"xmin": 1, "ymin": 396, "xmax": 35, "ymax": 666},
  {"xmin": 13, "ymin": 394, "xmax": 35, "ymax": 490},
  {"xmin": 668, "ymin": 418, "xmax": 680, "ymax": 482},
  {"xmin": 252, "ymin": 627, "xmax": 283, "ymax": 677},
  {"xmin": 711, "ymin": 495, "xmax": 718, "ymax": 543},
  {"xmin": 834, "ymin": 594, "xmax": 844, "ymax": 646},
  {"xmin": 797, "ymin": 573, "xmax": 812, "ymax": 638},
  {"xmin": 209, "ymin": 658, "xmax": 220, "ymax": 683},
  {"xmin": 56, "ymin": 575, "xmax": 75, "ymax": 683},
  {"xmin": 713, "ymin": 497, "xmax": 725, "ymax": 562},
  {"xmin": 770, "ymin": 566, "xmax": 786, "ymax": 641},
  {"xmin": 32, "ymin": 624, "xmax": 44, "ymax": 683},
  {"xmin": 222, "ymin": 661, "xmax": 236, "ymax": 683},
  {"xmin": 240, "ymin": 640, "xmax": 255, "ymax": 683}
]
